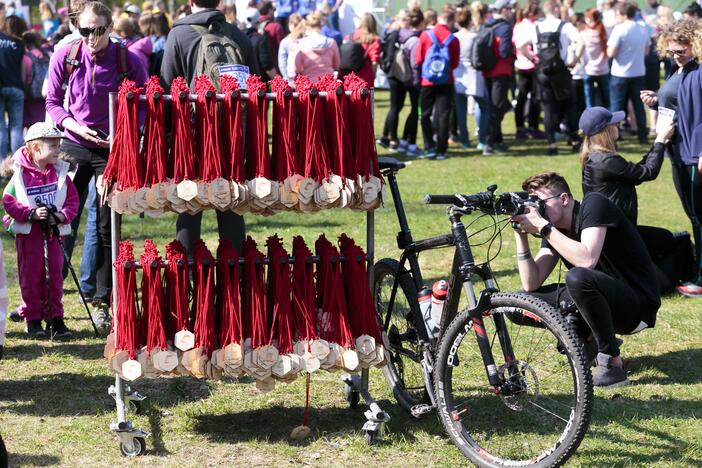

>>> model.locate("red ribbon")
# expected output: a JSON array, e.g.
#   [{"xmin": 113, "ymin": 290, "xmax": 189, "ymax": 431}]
[
  {"xmin": 165, "ymin": 240, "xmax": 190, "ymax": 338},
  {"xmin": 114, "ymin": 241, "xmax": 140, "ymax": 359},
  {"xmin": 193, "ymin": 240, "xmax": 216, "ymax": 356},
  {"xmin": 344, "ymin": 74, "xmax": 382, "ymax": 182},
  {"xmin": 339, "ymin": 235, "xmax": 382, "ymax": 342},
  {"xmin": 270, "ymin": 76, "xmax": 298, "ymax": 181},
  {"xmin": 315, "ymin": 235, "xmax": 354, "ymax": 348},
  {"xmin": 292, "ymin": 236, "xmax": 317, "ymax": 343},
  {"xmin": 216, "ymin": 239, "xmax": 243, "ymax": 347},
  {"xmin": 140, "ymin": 240, "xmax": 168, "ymax": 354},
  {"xmin": 242, "ymin": 236, "xmax": 268, "ymax": 348},
  {"xmin": 245, "ymin": 75, "xmax": 270, "ymax": 180},
  {"xmin": 220, "ymin": 75, "xmax": 245, "ymax": 182},
  {"xmin": 266, "ymin": 235, "xmax": 295, "ymax": 354},
  {"xmin": 317, "ymin": 74, "xmax": 352, "ymax": 180},
  {"xmin": 194, "ymin": 75, "xmax": 223, "ymax": 182},
  {"xmin": 103, "ymin": 80, "xmax": 143, "ymax": 191},
  {"xmin": 294, "ymin": 75, "xmax": 330, "ymax": 181},
  {"xmin": 170, "ymin": 77, "xmax": 197, "ymax": 182},
  {"xmin": 142, "ymin": 77, "xmax": 167, "ymax": 186}
]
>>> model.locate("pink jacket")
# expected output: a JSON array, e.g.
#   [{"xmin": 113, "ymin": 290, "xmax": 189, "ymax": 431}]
[{"xmin": 293, "ymin": 32, "xmax": 340, "ymax": 83}]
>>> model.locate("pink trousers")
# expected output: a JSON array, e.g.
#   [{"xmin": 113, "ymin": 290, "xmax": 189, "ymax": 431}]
[{"xmin": 16, "ymin": 225, "xmax": 65, "ymax": 321}]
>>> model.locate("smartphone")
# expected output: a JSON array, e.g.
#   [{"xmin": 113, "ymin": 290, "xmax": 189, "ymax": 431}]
[{"xmin": 94, "ymin": 128, "xmax": 109, "ymax": 141}]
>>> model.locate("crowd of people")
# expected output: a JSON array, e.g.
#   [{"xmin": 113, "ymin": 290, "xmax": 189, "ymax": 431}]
[{"xmin": 0, "ymin": 0, "xmax": 700, "ymax": 374}]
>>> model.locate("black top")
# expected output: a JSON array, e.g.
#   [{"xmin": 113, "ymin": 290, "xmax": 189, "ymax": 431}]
[
  {"xmin": 0, "ymin": 32, "xmax": 25, "ymax": 89},
  {"xmin": 581, "ymin": 143, "xmax": 666, "ymax": 224},
  {"xmin": 160, "ymin": 9, "xmax": 260, "ymax": 86},
  {"xmin": 544, "ymin": 193, "xmax": 661, "ymax": 325},
  {"xmin": 657, "ymin": 60, "xmax": 697, "ymax": 164}
]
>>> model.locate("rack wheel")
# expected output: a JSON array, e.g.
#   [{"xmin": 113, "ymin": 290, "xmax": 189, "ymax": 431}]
[
  {"xmin": 119, "ymin": 437, "xmax": 146, "ymax": 457},
  {"xmin": 364, "ymin": 429, "xmax": 381, "ymax": 446},
  {"xmin": 344, "ymin": 384, "xmax": 360, "ymax": 409}
]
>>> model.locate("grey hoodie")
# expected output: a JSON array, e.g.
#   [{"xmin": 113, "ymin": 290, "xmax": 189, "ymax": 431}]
[{"xmin": 160, "ymin": 9, "xmax": 260, "ymax": 88}]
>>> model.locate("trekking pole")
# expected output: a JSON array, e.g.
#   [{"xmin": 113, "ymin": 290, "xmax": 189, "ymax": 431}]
[
  {"xmin": 41, "ymin": 202, "xmax": 100, "ymax": 338},
  {"xmin": 36, "ymin": 202, "xmax": 53, "ymax": 343}
]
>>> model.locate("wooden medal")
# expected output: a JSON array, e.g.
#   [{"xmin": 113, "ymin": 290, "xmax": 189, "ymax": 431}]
[
  {"xmin": 177, "ymin": 179, "xmax": 198, "ymax": 201},
  {"xmin": 356, "ymin": 335, "xmax": 376, "ymax": 359},
  {"xmin": 309, "ymin": 339, "xmax": 330, "ymax": 361},
  {"xmin": 103, "ymin": 333, "xmax": 116, "ymax": 365},
  {"xmin": 373, "ymin": 345, "xmax": 387, "ymax": 367},
  {"xmin": 151, "ymin": 348, "xmax": 179, "ymax": 373},
  {"xmin": 272, "ymin": 355, "xmax": 293, "ymax": 378},
  {"xmin": 137, "ymin": 349, "xmax": 159, "ymax": 378},
  {"xmin": 223, "ymin": 342, "xmax": 243, "ymax": 367},
  {"xmin": 111, "ymin": 350, "xmax": 130, "ymax": 375},
  {"xmin": 342, "ymin": 349, "xmax": 360, "ymax": 372},
  {"xmin": 255, "ymin": 377, "xmax": 276, "ymax": 393},
  {"xmin": 122, "ymin": 359, "xmax": 143, "ymax": 382},
  {"xmin": 297, "ymin": 178, "xmax": 317, "ymax": 204},
  {"xmin": 210, "ymin": 349, "xmax": 222, "ymax": 369},
  {"xmin": 302, "ymin": 353, "xmax": 320, "ymax": 373},
  {"xmin": 289, "ymin": 354, "xmax": 303, "ymax": 374},
  {"xmin": 175, "ymin": 329, "xmax": 195, "ymax": 351},
  {"xmin": 209, "ymin": 177, "xmax": 231, "ymax": 209},
  {"xmin": 256, "ymin": 345, "xmax": 279, "ymax": 370},
  {"xmin": 321, "ymin": 343, "xmax": 341, "ymax": 370}
]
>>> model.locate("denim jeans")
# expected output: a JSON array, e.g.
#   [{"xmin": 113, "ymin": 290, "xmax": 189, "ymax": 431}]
[
  {"xmin": 583, "ymin": 74, "xmax": 610, "ymax": 109},
  {"xmin": 609, "ymin": 75, "xmax": 647, "ymax": 141},
  {"xmin": 471, "ymin": 94, "xmax": 491, "ymax": 145},
  {"xmin": 0, "ymin": 87, "xmax": 25, "ymax": 159},
  {"xmin": 79, "ymin": 178, "xmax": 98, "ymax": 295},
  {"xmin": 454, "ymin": 93, "xmax": 471, "ymax": 146}
]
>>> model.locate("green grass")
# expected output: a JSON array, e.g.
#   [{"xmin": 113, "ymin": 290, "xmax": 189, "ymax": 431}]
[{"xmin": 1, "ymin": 91, "xmax": 701, "ymax": 467}]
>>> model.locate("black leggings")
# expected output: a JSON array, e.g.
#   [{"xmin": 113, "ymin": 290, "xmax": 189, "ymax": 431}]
[
  {"xmin": 671, "ymin": 162, "xmax": 702, "ymax": 283},
  {"xmin": 514, "ymin": 70, "xmax": 540, "ymax": 130},
  {"xmin": 176, "ymin": 211, "xmax": 246, "ymax": 257},
  {"xmin": 527, "ymin": 268, "xmax": 653, "ymax": 357},
  {"xmin": 60, "ymin": 140, "xmax": 112, "ymax": 303},
  {"xmin": 382, "ymin": 78, "xmax": 420, "ymax": 144}
]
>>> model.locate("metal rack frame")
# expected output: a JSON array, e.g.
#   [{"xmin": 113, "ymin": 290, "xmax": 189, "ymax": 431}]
[{"xmin": 106, "ymin": 89, "xmax": 389, "ymax": 456}]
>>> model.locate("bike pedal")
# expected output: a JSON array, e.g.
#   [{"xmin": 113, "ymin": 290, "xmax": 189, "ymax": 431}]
[{"xmin": 410, "ymin": 404, "xmax": 434, "ymax": 418}]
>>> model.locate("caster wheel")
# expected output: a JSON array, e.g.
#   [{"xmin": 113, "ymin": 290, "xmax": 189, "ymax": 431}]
[
  {"xmin": 344, "ymin": 385, "xmax": 360, "ymax": 409},
  {"xmin": 119, "ymin": 436, "xmax": 146, "ymax": 457},
  {"xmin": 364, "ymin": 430, "xmax": 380, "ymax": 446},
  {"xmin": 127, "ymin": 400, "xmax": 144, "ymax": 415}
]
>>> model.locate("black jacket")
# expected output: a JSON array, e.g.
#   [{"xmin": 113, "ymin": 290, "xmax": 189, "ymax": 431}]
[
  {"xmin": 160, "ymin": 9, "xmax": 260, "ymax": 87},
  {"xmin": 244, "ymin": 28, "xmax": 275, "ymax": 82},
  {"xmin": 581, "ymin": 142, "xmax": 666, "ymax": 225}
]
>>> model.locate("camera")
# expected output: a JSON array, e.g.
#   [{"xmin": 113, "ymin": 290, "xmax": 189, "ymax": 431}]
[{"xmin": 495, "ymin": 191, "xmax": 546, "ymax": 218}]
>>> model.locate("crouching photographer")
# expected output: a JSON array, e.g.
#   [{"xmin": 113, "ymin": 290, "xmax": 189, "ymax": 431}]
[{"xmin": 510, "ymin": 172, "xmax": 660, "ymax": 388}]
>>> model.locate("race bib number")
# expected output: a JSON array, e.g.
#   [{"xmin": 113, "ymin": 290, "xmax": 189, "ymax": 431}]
[
  {"xmin": 218, "ymin": 64, "xmax": 250, "ymax": 90},
  {"xmin": 27, "ymin": 183, "xmax": 58, "ymax": 207}
]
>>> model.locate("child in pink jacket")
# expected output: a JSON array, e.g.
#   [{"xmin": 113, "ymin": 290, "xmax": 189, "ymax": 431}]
[{"xmin": 3, "ymin": 122, "xmax": 79, "ymax": 340}]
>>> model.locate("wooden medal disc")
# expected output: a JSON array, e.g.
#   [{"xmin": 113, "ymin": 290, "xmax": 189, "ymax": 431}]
[
  {"xmin": 243, "ymin": 349, "xmax": 257, "ymax": 375},
  {"xmin": 302, "ymin": 353, "xmax": 320, "ymax": 373},
  {"xmin": 293, "ymin": 340, "xmax": 308, "ymax": 357},
  {"xmin": 180, "ymin": 347, "xmax": 198, "ymax": 370},
  {"xmin": 279, "ymin": 181, "xmax": 299, "ymax": 208},
  {"xmin": 151, "ymin": 182, "xmax": 169, "ymax": 208},
  {"xmin": 373, "ymin": 345, "xmax": 388, "ymax": 367},
  {"xmin": 289, "ymin": 354, "xmax": 303, "ymax": 374},
  {"xmin": 144, "ymin": 208, "xmax": 164, "ymax": 218},
  {"xmin": 247, "ymin": 177, "xmax": 272, "ymax": 200},
  {"xmin": 166, "ymin": 183, "xmax": 181, "ymax": 205},
  {"xmin": 321, "ymin": 343, "xmax": 341, "ymax": 370},
  {"xmin": 223, "ymin": 342, "xmax": 243, "ymax": 367},
  {"xmin": 111, "ymin": 350, "xmax": 130, "ymax": 375},
  {"xmin": 309, "ymin": 339, "xmax": 330, "ymax": 361},
  {"xmin": 209, "ymin": 177, "xmax": 232, "ymax": 209},
  {"xmin": 272, "ymin": 355, "xmax": 293, "ymax": 378},
  {"xmin": 152, "ymin": 349, "xmax": 179, "ymax": 373},
  {"xmin": 191, "ymin": 352, "xmax": 207, "ymax": 379},
  {"xmin": 195, "ymin": 181, "xmax": 209, "ymax": 205},
  {"xmin": 223, "ymin": 363, "xmax": 242, "ymax": 379},
  {"xmin": 103, "ymin": 332, "xmax": 116, "ymax": 364},
  {"xmin": 210, "ymin": 349, "xmax": 222, "ymax": 369},
  {"xmin": 297, "ymin": 178, "xmax": 317, "ymax": 204},
  {"xmin": 356, "ymin": 335, "xmax": 376, "ymax": 358},
  {"xmin": 206, "ymin": 360, "xmax": 224, "ymax": 380},
  {"xmin": 256, "ymin": 345, "xmax": 279, "ymax": 369},
  {"xmin": 228, "ymin": 180, "xmax": 240, "ymax": 207},
  {"xmin": 177, "ymin": 179, "xmax": 198, "ymax": 201},
  {"xmin": 255, "ymin": 377, "xmax": 276, "ymax": 393},
  {"xmin": 288, "ymin": 174, "xmax": 305, "ymax": 193},
  {"xmin": 122, "ymin": 359, "xmax": 143, "ymax": 382},
  {"xmin": 342, "ymin": 349, "xmax": 360, "ymax": 372},
  {"xmin": 185, "ymin": 199, "xmax": 202, "ymax": 215},
  {"xmin": 175, "ymin": 329, "xmax": 195, "ymax": 351}
]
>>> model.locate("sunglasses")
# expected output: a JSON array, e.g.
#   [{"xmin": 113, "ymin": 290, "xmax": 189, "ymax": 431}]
[
  {"xmin": 666, "ymin": 48, "xmax": 688, "ymax": 57},
  {"xmin": 78, "ymin": 25, "xmax": 109, "ymax": 38}
]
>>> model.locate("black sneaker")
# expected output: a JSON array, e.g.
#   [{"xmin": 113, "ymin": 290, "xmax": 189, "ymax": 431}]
[
  {"xmin": 593, "ymin": 353, "xmax": 629, "ymax": 388},
  {"xmin": 547, "ymin": 147, "xmax": 558, "ymax": 156},
  {"xmin": 46, "ymin": 317, "xmax": 73, "ymax": 340},
  {"xmin": 375, "ymin": 137, "xmax": 390, "ymax": 149},
  {"xmin": 26, "ymin": 319, "xmax": 46, "ymax": 338},
  {"xmin": 493, "ymin": 143, "xmax": 509, "ymax": 154},
  {"xmin": 9, "ymin": 310, "xmax": 21, "ymax": 322}
]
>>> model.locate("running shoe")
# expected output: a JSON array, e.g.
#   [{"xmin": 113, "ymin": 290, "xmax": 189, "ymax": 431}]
[
  {"xmin": 593, "ymin": 353, "xmax": 629, "ymax": 388},
  {"xmin": 46, "ymin": 317, "xmax": 73, "ymax": 340},
  {"xmin": 677, "ymin": 282, "xmax": 702, "ymax": 298},
  {"xmin": 92, "ymin": 303, "xmax": 112, "ymax": 333},
  {"xmin": 26, "ymin": 319, "xmax": 46, "ymax": 338}
]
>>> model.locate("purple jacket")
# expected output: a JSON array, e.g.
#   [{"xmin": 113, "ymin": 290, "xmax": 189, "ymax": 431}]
[
  {"xmin": 122, "ymin": 36, "xmax": 152, "ymax": 73},
  {"xmin": 45, "ymin": 41, "xmax": 148, "ymax": 148}
]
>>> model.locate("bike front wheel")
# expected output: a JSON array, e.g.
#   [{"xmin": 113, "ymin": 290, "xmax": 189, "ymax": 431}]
[{"xmin": 434, "ymin": 292, "xmax": 592, "ymax": 467}]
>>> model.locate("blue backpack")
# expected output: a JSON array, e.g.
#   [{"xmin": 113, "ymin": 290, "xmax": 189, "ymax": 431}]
[{"xmin": 421, "ymin": 30, "xmax": 454, "ymax": 84}]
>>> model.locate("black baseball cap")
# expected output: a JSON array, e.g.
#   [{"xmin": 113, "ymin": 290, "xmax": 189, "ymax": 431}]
[{"xmin": 578, "ymin": 106, "xmax": 625, "ymax": 137}]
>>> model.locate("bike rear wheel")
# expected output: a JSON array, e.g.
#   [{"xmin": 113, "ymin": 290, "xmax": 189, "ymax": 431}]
[
  {"xmin": 434, "ymin": 292, "xmax": 592, "ymax": 467},
  {"xmin": 373, "ymin": 258, "xmax": 429, "ymax": 412}
]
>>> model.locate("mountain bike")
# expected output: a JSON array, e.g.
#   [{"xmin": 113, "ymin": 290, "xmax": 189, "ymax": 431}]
[{"xmin": 374, "ymin": 157, "xmax": 593, "ymax": 467}]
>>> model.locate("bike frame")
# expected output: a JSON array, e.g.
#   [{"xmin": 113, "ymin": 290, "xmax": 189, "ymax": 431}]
[{"xmin": 382, "ymin": 168, "xmax": 519, "ymax": 403}]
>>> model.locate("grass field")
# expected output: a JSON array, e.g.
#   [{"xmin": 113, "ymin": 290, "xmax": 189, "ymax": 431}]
[{"xmin": 1, "ymin": 90, "xmax": 701, "ymax": 467}]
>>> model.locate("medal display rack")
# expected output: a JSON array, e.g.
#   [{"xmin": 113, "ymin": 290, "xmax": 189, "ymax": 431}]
[{"xmin": 105, "ymin": 90, "xmax": 390, "ymax": 457}]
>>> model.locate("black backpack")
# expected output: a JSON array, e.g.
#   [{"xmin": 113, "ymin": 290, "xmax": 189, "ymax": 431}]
[
  {"xmin": 535, "ymin": 22, "xmax": 567, "ymax": 76},
  {"xmin": 380, "ymin": 29, "xmax": 400, "ymax": 74},
  {"xmin": 470, "ymin": 20, "xmax": 503, "ymax": 71},
  {"xmin": 339, "ymin": 41, "xmax": 365, "ymax": 73}
]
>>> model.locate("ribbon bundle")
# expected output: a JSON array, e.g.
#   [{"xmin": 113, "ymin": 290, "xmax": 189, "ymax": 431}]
[
  {"xmin": 104, "ymin": 73, "xmax": 384, "ymax": 216},
  {"xmin": 105, "ymin": 235, "xmax": 385, "ymax": 389}
]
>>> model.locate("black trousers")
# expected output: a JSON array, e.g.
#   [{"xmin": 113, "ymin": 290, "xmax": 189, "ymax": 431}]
[
  {"xmin": 60, "ymin": 140, "xmax": 112, "ymax": 304},
  {"xmin": 176, "ymin": 211, "xmax": 246, "ymax": 257},
  {"xmin": 515, "ymin": 70, "xmax": 540, "ymax": 130},
  {"xmin": 484, "ymin": 76, "xmax": 511, "ymax": 145},
  {"xmin": 382, "ymin": 78, "xmax": 420, "ymax": 144},
  {"xmin": 528, "ymin": 268, "xmax": 653, "ymax": 357},
  {"xmin": 542, "ymin": 97, "xmax": 578, "ymax": 145},
  {"xmin": 671, "ymin": 162, "xmax": 702, "ymax": 282},
  {"xmin": 420, "ymin": 84, "xmax": 453, "ymax": 154}
]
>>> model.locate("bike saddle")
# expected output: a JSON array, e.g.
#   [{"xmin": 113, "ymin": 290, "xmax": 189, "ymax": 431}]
[{"xmin": 378, "ymin": 157, "xmax": 406, "ymax": 171}]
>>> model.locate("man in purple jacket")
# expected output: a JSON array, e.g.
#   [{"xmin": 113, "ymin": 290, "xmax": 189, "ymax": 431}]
[{"xmin": 45, "ymin": 1, "xmax": 148, "ymax": 332}]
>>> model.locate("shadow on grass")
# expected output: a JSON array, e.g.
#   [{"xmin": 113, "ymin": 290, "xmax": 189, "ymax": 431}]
[
  {"xmin": 7, "ymin": 453, "xmax": 61, "ymax": 467},
  {"xmin": 629, "ymin": 347, "xmax": 702, "ymax": 385},
  {"xmin": 1, "ymin": 338, "xmax": 104, "ymax": 361}
]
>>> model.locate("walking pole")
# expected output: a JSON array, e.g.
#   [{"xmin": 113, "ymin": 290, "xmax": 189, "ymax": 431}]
[
  {"xmin": 41, "ymin": 202, "xmax": 100, "ymax": 338},
  {"xmin": 38, "ymin": 205, "xmax": 53, "ymax": 342}
]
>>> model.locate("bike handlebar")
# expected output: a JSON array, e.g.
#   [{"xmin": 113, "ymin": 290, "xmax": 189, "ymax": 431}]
[{"xmin": 424, "ymin": 191, "xmax": 493, "ymax": 208}]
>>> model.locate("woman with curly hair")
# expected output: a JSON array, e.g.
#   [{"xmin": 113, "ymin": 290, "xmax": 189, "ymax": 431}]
[{"xmin": 647, "ymin": 18, "xmax": 702, "ymax": 296}]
